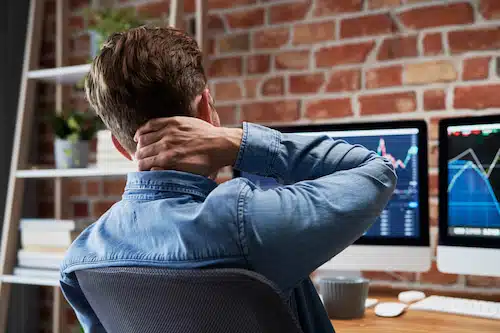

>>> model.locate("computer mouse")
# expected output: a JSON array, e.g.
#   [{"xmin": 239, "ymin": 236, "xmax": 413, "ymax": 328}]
[
  {"xmin": 374, "ymin": 302, "xmax": 407, "ymax": 317},
  {"xmin": 365, "ymin": 298, "xmax": 379, "ymax": 308},
  {"xmin": 398, "ymin": 290, "xmax": 426, "ymax": 304}
]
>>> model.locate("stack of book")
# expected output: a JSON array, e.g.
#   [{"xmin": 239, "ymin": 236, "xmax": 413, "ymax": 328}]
[
  {"xmin": 96, "ymin": 130, "xmax": 134, "ymax": 169},
  {"xmin": 14, "ymin": 219, "xmax": 79, "ymax": 279}
]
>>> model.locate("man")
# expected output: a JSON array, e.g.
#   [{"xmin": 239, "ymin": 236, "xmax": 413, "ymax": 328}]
[{"xmin": 60, "ymin": 26, "xmax": 397, "ymax": 333}]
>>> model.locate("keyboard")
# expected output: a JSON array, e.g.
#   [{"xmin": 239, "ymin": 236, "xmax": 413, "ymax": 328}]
[{"xmin": 409, "ymin": 295, "xmax": 500, "ymax": 320}]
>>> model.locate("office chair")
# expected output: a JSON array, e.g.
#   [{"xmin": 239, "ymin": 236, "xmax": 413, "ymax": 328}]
[{"xmin": 76, "ymin": 267, "xmax": 305, "ymax": 333}]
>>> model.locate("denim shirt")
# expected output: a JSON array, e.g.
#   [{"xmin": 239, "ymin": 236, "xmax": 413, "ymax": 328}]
[{"xmin": 61, "ymin": 122, "xmax": 397, "ymax": 333}]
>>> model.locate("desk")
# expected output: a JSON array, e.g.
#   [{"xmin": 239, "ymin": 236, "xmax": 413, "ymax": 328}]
[{"xmin": 331, "ymin": 297, "xmax": 500, "ymax": 333}]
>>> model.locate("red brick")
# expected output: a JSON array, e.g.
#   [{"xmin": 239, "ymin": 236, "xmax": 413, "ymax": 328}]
[
  {"xmin": 136, "ymin": 2, "xmax": 170, "ymax": 16},
  {"xmin": 253, "ymin": 27, "xmax": 290, "ymax": 49},
  {"xmin": 209, "ymin": 0, "xmax": 256, "ymax": 10},
  {"xmin": 341, "ymin": 14, "xmax": 396, "ymax": 39},
  {"xmin": 305, "ymin": 98, "xmax": 352, "ymax": 120},
  {"xmin": 275, "ymin": 50, "xmax": 310, "ymax": 70},
  {"xmin": 359, "ymin": 92, "xmax": 416, "ymax": 115},
  {"xmin": 216, "ymin": 105, "xmax": 237, "ymax": 125},
  {"xmin": 69, "ymin": 15, "xmax": 84, "ymax": 33},
  {"xmin": 424, "ymin": 89, "xmax": 446, "ymax": 111},
  {"xmin": 218, "ymin": 33, "xmax": 249, "ymax": 53},
  {"xmin": 420, "ymin": 262, "xmax": 458, "ymax": 285},
  {"xmin": 70, "ymin": 0, "xmax": 88, "ymax": 10},
  {"xmin": 377, "ymin": 35, "xmax": 418, "ymax": 61},
  {"xmin": 207, "ymin": 15, "xmax": 225, "ymax": 33},
  {"xmin": 92, "ymin": 200, "xmax": 116, "ymax": 217},
  {"xmin": 103, "ymin": 179, "xmax": 126, "ymax": 196},
  {"xmin": 423, "ymin": 33, "xmax": 443, "ymax": 56},
  {"xmin": 429, "ymin": 198, "xmax": 438, "ymax": 226},
  {"xmin": 449, "ymin": 28, "xmax": 500, "ymax": 54},
  {"xmin": 86, "ymin": 180, "xmax": 100, "ymax": 196},
  {"xmin": 365, "ymin": 65, "xmax": 402, "ymax": 89},
  {"xmin": 463, "ymin": 57, "xmax": 490, "ymax": 81},
  {"xmin": 208, "ymin": 57, "xmax": 242, "ymax": 77},
  {"xmin": 454, "ymin": 84, "xmax": 500, "ymax": 109},
  {"xmin": 479, "ymin": 0, "xmax": 500, "ymax": 20},
  {"xmin": 429, "ymin": 173, "xmax": 438, "ymax": 196},
  {"xmin": 398, "ymin": 3, "xmax": 474, "ymax": 30},
  {"xmin": 314, "ymin": 0, "xmax": 363, "ymax": 16},
  {"xmin": 269, "ymin": 1, "xmax": 311, "ymax": 24},
  {"xmin": 325, "ymin": 69, "xmax": 361, "ymax": 92},
  {"xmin": 466, "ymin": 275, "xmax": 500, "ymax": 288},
  {"xmin": 368, "ymin": 0, "xmax": 401, "ymax": 9},
  {"xmin": 215, "ymin": 82, "xmax": 242, "ymax": 101},
  {"xmin": 289, "ymin": 73, "xmax": 325, "ymax": 94},
  {"xmin": 315, "ymin": 42, "xmax": 374, "ymax": 68},
  {"xmin": 429, "ymin": 142, "xmax": 438, "ymax": 168},
  {"xmin": 65, "ymin": 179, "xmax": 82, "ymax": 197},
  {"xmin": 293, "ymin": 22, "xmax": 336, "ymax": 45},
  {"xmin": 226, "ymin": 8, "xmax": 265, "ymax": 29},
  {"xmin": 246, "ymin": 54, "xmax": 270, "ymax": 74},
  {"xmin": 73, "ymin": 202, "xmax": 89, "ymax": 218},
  {"xmin": 241, "ymin": 101, "xmax": 300, "ymax": 123},
  {"xmin": 244, "ymin": 78, "xmax": 260, "ymax": 99},
  {"xmin": 261, "ymin": 77, "xmax": 284, "ymax": 96},
  {"xmin": 362, "ymin": 271, "xmax": 416, "ymax": 282}
]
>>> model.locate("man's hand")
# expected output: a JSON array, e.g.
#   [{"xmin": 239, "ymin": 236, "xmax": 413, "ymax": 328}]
[{"xmin": 134, "ymin": 117, "xmax": 243, "ymax": 176}]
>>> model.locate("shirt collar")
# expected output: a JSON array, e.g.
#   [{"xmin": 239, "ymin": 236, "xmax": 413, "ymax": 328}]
[{"xmin": 124, "ymin": 170, "xmax": 218, "ymax": 199}]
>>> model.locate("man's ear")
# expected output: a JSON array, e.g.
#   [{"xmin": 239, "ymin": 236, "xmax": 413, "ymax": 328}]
[
  {"xmin": 195, "ymin": 89, "xmax": 220, "ymax": 127},
  {"xmin": 112, "ymin": 134, "xmax": 132, "ymax": 161}
]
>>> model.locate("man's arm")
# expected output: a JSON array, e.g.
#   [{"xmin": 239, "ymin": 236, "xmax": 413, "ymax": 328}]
[
  {"xmin": 60, "ymin": 275, "xmax": 106, "ymax": 333},
  {"xmin": 234, "ymin": 123, "xmax": 397, "ymax": 290}
]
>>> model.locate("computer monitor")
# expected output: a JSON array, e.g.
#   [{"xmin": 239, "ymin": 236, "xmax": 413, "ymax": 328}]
[
  {"xmin": 233, "ymin": 120, "xmax": 431, "ymax": 272},
  {"xmin": 437, "ymin": 115, "xmax": 500, "ymax": 277}
]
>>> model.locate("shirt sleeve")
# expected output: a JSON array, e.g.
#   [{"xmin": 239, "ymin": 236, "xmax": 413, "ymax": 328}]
[
  {"xmin": 234, "ymin": 123, "xmax": 397, "ymax": 291},
  {"xmin": 60, "ymin": 274, "xmax": 106, "ymax": 333}
]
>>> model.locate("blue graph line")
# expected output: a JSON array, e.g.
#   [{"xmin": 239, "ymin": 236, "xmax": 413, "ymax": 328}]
[{"xmin": 448, "ymin": 159, "xmax": 500, "ymax": 226}]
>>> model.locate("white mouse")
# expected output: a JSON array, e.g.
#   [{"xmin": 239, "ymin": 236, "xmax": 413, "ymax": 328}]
[
  {"xmin": 365, "ymin": 298, "xmax": 379, "ymax": 308},
  {"xmin": 374, "ymin": 302, "xmax": 407, "ymax": 317},
  {"xmin": 398, "ymin": 290, "xmax": 426, "ymax": 304}
]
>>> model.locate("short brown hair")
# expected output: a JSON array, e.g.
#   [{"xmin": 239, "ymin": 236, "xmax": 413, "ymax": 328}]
[{"xmin": 85, "ymin": 26, "xmax": 207, "ymax": 152}]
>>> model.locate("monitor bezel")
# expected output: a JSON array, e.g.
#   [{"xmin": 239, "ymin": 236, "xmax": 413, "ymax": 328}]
[
  {"xmin": 438, "ymin": 114, "xmax": 500, "ymax": 249},
  {"xmin": 233, "ymin": 120, "xmax": 429, "ymax": 247}
]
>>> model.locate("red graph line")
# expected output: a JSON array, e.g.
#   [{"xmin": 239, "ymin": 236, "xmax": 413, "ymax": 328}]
[{"xmin": 377, "ymin": 138, "xmax": 417, "ymax": 169}]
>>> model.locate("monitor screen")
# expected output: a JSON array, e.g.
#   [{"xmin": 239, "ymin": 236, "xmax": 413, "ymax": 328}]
[
  {"xmin": 236, "ymin": 121, "xmax": 428, "ymax": 245},
  {"xmin": 445, "ymin": 121, "xmax": 500, "ymax": 239}
]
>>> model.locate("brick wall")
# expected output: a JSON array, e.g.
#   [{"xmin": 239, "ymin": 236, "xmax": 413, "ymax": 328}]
[{"xmin": 36, "ymin": 0, "xmax": 500, "ymax": 331}]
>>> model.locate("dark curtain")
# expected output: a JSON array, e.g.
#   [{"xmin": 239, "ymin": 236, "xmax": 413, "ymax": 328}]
[{"xmin": 0, "ymin": 0, "xmax": 40, "ymax": 332}]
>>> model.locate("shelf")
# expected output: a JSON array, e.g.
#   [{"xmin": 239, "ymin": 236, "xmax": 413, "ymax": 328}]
[
  {"xmin": 16, "ymin": 165, "xmax": 136, "ymax": 178},
  {"xmin": 0, "ymin": 274, "xmax": 59, "ymax": 287},
  {"xmin": 27, "ymin": 64, "xmax": 90, "ymax": 84}
]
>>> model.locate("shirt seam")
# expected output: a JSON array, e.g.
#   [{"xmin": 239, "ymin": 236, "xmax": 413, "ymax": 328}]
[{"xmin": 237, "ymin": 182, "xmax": 252, "ymax": 267}]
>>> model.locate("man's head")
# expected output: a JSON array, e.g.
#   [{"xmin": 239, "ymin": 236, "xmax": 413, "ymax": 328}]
[{"xmin": 85, "ymin": 26, "xmax": 219, "ymax": 158}]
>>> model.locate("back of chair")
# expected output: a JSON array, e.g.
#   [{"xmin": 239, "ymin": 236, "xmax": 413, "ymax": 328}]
[{"xmin": 76, "ymin": 267, "xmax": 304, "ymax": 333}]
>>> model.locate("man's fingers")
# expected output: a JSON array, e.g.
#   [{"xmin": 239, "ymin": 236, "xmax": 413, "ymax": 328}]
[
  {"xmin": 134, "ymin": 118, "xmax": 172, "ymax": 141},
  {"xmin": 136, "ymin": 130, "xmax": 165, "ymax": 147},
  {"xmin": 137, "ymin": 154, "xmax": 169, "ymax": 171},
  {"xmin": 135, "ymin": 141, "xmax": 166, "ymax": 160}
]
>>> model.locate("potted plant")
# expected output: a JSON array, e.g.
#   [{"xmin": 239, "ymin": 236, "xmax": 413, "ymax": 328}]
[
  {"xmin": 84, "ymin": 7, "xmax": 147, "ymax": 59},
  {"xmin": 48, "ymin": 110, "xmax": 102, "ymax": 169}
]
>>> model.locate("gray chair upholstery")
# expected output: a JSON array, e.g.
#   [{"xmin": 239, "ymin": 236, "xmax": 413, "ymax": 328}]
[{"xmin": 76, "ymin": 267, "xmax": 304, "ymax": 333}]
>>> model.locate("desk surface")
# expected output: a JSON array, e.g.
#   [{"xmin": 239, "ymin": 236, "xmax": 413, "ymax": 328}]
[{"xmin": 331, "ymin": 297, "xmax": 500, "ymax": 333}]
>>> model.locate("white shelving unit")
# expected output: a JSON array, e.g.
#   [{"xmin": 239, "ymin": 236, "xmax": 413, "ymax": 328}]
[
  {"xmin": 0, "ymin": 0, "xmax": 207, "ymax": 332},
  {"xmin": 0, "ymin": 274, "xmax": 59, "ymax": 287},
  {"xmin": 16, "ymin": 165, "xmax": 136, "ymax": 178},
  {"xmin": 27, "ymin": 64, "xmax": 90, "ymax": 84}
]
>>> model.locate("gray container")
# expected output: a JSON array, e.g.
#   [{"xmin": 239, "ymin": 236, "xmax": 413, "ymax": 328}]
[
  {"xmin": 54, "ymin": 138, "xmax": 89, "ymax": 169},
  {"xmin": 319, "ymin": 276, "xmax": 369, "ymax": 319}
]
